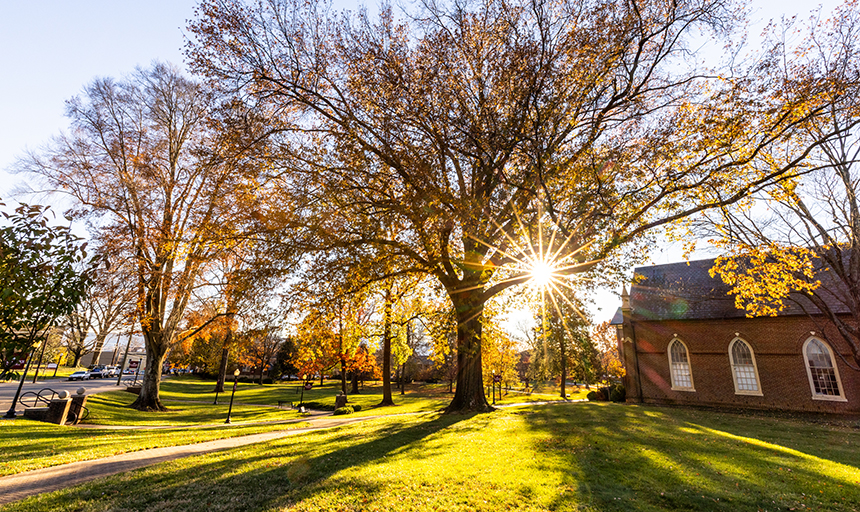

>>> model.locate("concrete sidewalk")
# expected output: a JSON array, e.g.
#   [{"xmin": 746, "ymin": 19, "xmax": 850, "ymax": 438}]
[{"xmin": 0, "ymin": 414, "xmax": 375, "ymax": 506}]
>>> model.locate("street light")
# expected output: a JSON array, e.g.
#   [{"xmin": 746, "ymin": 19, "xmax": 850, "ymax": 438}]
[
  {"xmin": 299, "ymin": 374, "xmax": 308, "ymax": 407},
  {"xmin": 225, "ymin": 368, "xmax": 240, "ymax": 424}
]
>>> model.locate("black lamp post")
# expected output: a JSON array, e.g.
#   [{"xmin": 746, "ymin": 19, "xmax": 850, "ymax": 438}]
[
  {"xmin": 299, "ymin": 374, "xmax": 308, "ymax": 406},
  {"xmin": 225, "ymin": 368, "xmax": 240, "ymax": 424}
]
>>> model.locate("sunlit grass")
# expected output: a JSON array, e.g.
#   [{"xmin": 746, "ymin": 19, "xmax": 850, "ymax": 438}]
[
  {"xmin": 82, "ymin": 391, "xmax": 304, "ymax": 426},
  {"xmin": 157, "ymin": 375, "xmax": 572, "ymax": 418},
  {"xmin": 5, "ymin": 403, "xmax": 858, "ymax": 511},
  {"xmin": 0, "ymin": 419, "xmax": 308, "ymax": 477}
]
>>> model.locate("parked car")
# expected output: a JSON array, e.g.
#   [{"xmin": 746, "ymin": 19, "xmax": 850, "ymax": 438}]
[
  {"xmin": 87, "ymin": 367, "xmax": 106, "ymax": 379},
  {"xmin": 68, "ymin": 371, "xmax": 88, "ymax": 381},
  {"xmin": 103, "ymin": 366, "xmax": 118, "ymax": 377}
]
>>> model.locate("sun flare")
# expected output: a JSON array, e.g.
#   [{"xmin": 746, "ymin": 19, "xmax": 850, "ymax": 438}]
[{"xmin": 529, "ymin": 259, "xmax": 556, "ymax": 289}]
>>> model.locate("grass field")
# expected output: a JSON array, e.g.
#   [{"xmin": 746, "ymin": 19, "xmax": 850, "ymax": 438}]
[
  {"xmin": 81, "ymin": 390, "xmax": 305, "ymax": 426},
  {"xmin": 0, "ymin": 419, "xmax": 309, "ymax": 477},
  {"xmin": 4, "ymin": 402, "xmax": 858, "ymax": 511},
  {"xmin": 158, "ymin": 375, "xmax": 578, "ymax": 418},
  {"xmin": 1, "ymin": 376, "xmax": 571, "ymax": 476}
]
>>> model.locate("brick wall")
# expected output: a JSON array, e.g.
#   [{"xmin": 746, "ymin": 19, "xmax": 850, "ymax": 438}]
[{"xmin": 626, "ymin": 315, "xmax": 859, "ymax": 414}]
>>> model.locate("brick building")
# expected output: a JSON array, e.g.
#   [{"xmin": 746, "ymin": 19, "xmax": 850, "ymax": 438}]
[{"xmin": 613, "ymin": 258, "xmax": 859, "ymax": 414}]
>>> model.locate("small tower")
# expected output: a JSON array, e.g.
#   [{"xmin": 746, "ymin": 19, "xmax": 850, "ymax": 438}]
[{"xmin": 619, "ymin": 284, "xmax": 642, "ymax": 403}]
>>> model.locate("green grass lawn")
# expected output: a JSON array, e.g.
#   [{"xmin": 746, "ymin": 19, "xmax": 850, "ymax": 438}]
[
  {"xmin": 4, "ymin": 402, "xmax": 858, "ymax": 511},
  {"xmin": 0, "ymin": 419, "xmax": 309, "ymax": 477},
  {"xmin": 158, "ymin": 375, "xmax": 574, "ymax": 418},
  {"xmin": 81, "ymin": 391, "xmax": 306, "ymax": 426}
]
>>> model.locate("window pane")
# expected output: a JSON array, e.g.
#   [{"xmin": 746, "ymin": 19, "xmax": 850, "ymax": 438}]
[
  {"xmin": 806, "ymin": 339, "xmax": 840, "ymax": 396},
  {"xmin": 670, "ymin": 341, "xmax": 692, "ymax": 389},
  {"xmin": 731, "ymin": 340, "xmax": 758, "ymax": 392}
]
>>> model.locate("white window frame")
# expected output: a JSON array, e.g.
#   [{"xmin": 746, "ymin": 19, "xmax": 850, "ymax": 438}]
[
  {"xmin": 668, "ymin": 338, "xmax": 695, "ymax": 392},
  {"xmin": 728, "ymin": 338, "xmax": 763, "ymax": 396},
  {"xmin": 802, "ymin": 337, "xmax": 847, "ymax": 402}
]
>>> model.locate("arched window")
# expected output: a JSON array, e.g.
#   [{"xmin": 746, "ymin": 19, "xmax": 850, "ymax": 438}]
[
  {"xmin": 668, "ymin": 339, "xmax": 695, "ymax": 391},
  {"xmin": 729, "ymin": 338, "xmax": 762, "ymax": 396},
  {"xmin": 803, "ymin": 338, "xmax": 846, "ymax": 401}
]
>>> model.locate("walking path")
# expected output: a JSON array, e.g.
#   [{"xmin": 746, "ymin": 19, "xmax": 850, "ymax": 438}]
[{"xmin": 0, "ymin": 413, "xmax": 376, "ymax": 506}]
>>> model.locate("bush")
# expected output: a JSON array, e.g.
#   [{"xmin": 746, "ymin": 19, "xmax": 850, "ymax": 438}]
[
  {"xmin": 302, "ymin": 401, "xmax": 336, "ymax": 411},
  {"xmin": 610, "ymin": 384, "xmax": 626, "ymax": 402},
  {"xmin": 262, "ymin": 378, "xmax": 273, "ymax": 385},
  {"xmin": 333, "ymin": 406, "xmax": 354, "ymax": 415},
  {"xmin": 352, "ymin": 404, "xmax": 362, "ymax": 412},
  {"xmin": 587, "ymin": 389, "xmax": 608, "ymax": 401}
]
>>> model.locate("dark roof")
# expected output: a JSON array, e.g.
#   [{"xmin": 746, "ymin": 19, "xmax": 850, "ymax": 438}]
[
  {"xmin": 609, "ymin": 307, "xmax": 624, "ymax": 326},
  {"xmin": 628, "ymin": 257, "xmax": 850, "ymax": 321}
]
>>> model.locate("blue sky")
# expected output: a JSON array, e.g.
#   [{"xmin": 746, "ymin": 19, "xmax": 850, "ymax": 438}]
[{"xmin": 0, "ymin": 0, "xmax": 842, "ymax": 325}]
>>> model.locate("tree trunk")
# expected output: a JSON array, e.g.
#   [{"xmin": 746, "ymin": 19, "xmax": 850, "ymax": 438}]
[
  {"xmin": 379, "ymin": 287, "xmax": 395, "ymax": 406},
  {"xmin": 71, "ymin": 352, "xmax": 82, "ymax": 367},
  {"xmin": 90, "ymin": 331, "xmax": 109, "ymax": 367},
  {"xmin": 400, "ymin": 364, "xmax": 405, "ymax": 394},
  {"xmin": 445, "ymin": 290, "xmax": 491, "ymax": 413},
  {"xmin": 560, "ymin": 336, "xmax": 567, "ymax": 399},
  {"xmin": 340, "ymin": 356, "xmax": 348, "ymax": 395},
  {"xmin": 350, "ymin": 371, "xmax": 360, "ymax": 394},
  {"xmin": 214, "ymin": 345, "xmax": 229, "ymax": 393},
  {"xmin": 131, "ymin": 330, "xmax": 169, "ymax": 411}
]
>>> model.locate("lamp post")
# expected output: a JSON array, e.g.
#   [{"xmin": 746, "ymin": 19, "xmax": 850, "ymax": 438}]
[
  {"xmin": 225, "ymin": 368, "xmax": 240, "ymax": 424},
  {"xmin": 299, "ymin": 374, "xmax": 308, "ymax": 406}
]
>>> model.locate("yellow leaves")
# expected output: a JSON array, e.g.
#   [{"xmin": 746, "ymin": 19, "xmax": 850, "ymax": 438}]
[{"xmin": 710, "ymin": 244, "xmax": 820, "ymax": 317}]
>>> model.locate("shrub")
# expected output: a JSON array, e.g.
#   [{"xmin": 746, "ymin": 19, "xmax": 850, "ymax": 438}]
[
  {"xmin": 333, "ymin": 406, "xmax": 354, "ymax": 415},
  {"xmin": 610, "ymin": 384, "xmax": 626, "ymax": 402},
  {"xmin": 262, "ymin": 378, "xmax": 273, "ymax": 385},
  {"xmin": 586, "ymin": 391, "xmax": 598, "ymax": 401},
  {"xmin": 352, "ymin": 404, "xmax": 362, "ymax": 412},
  {"xmin": 302, "ymin": 401, "xmax": 336, "ymax": 411}
]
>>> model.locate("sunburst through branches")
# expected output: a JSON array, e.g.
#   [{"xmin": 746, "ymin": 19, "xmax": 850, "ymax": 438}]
[{"xmin": 466, "ymin": 202, "xmax": 602, "ymax": 328}]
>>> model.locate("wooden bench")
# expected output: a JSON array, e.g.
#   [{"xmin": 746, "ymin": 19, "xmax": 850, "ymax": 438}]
[{"xmin": 277, "ymin": 400, "xmax": 293, "ymax": 409}]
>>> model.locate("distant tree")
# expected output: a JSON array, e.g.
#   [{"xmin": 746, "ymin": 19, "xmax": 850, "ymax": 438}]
[
  {"xmin": 271, "ymin": 336, "xmax": 299, "ymax": 380},
  {"xmin": 592, "ymin": 320, "xmax": 625, "ymax": 381},
  {"xmin": 531, "ymin": 291, "xmax": 598, "ymax": 397},
  {"xmin": 59, "ymin": 304, "xmax": 97, "ymax": 368},
  {"xmin": 348, "ymin": 344, "xmax": 380, "ymax": 392},
  {"xmin": 481, "ymin": 305, "xmax": 519, "ymax": 392},
  {"xmin": 239, "ymin": 327, "xmax": 282, "ymax": 384},
  {"xmin": 61, "ymin": 249, "xmax": 135, "ymax": 367},
  {"xmin": 427, "ymin": 304, "xmax": 458, "ymax": 393}
]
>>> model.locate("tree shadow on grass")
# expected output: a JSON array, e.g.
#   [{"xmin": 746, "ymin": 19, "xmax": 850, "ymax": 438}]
[
  {"xmin": 518, "ymin": 403, "xmax": 860, "ymax": 511},
  {"xmin": 2, "ymin": 413, "xmax": 477, "ymax": 512}
]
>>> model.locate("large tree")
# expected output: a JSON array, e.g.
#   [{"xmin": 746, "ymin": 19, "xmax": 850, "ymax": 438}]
[
  {"xmin": 189, "ymin": 0, "xmax": 852, "ymax": 411},
  {"xmin": 22, "ymin": 63, "xmax": 258, "ymax": 410}
]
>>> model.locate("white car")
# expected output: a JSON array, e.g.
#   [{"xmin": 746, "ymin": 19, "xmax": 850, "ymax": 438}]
[{"xmin": 68, "ymin": 371, "xmax": 89, "ymax": 381}]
